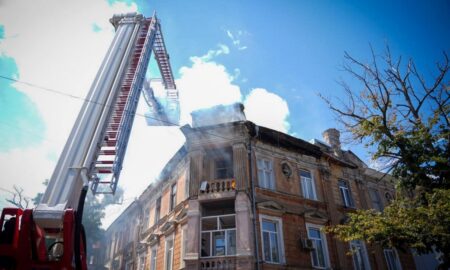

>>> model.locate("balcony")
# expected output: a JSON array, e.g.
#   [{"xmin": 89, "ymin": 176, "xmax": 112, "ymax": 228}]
[
  {"xmin": 200, "ymin": 257, "xmax": 236, "ymax": 270},
  {"xmin": 199, "ymin": 179, "xmax": 236, "ymax": 200}
]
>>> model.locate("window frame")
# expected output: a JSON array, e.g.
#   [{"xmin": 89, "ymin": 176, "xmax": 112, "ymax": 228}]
[
  {"xmin": 339, "ymin": 179, "xmax": 355, "ymax": 208},
  {"xmin": 165, "ymin": 234, "xmax": 174, "ymax": 270},
  {"xmin": 214, "ymin": 158, "xmax": 233, "ymax": 179},
  {"xmin": 306, "ymin": 223, "xmax": 330, "ymax": 269},
  {"xmin": 300, "ymin": 169, "xmax": 318, "ymax": 200},
  {"xmin": 154, "ymin": 196, "xmax": 161, "ymax": 225},
  {"xmin": 180, "ymin": 226, "xmax": 187, "ymax": 268},
  {"xmin": 170, "ymin": 183, "xmax": 177, "ymax": 211},
  {"xmin": 142, "ymin": 205, "xmax": 150, "ymax": 230},
  {"xmin": 259, "ymin": 214, "xmax": 285, "ymax": 264},
  {"xmin": 257, "ymin": 157, "xmax": 275, "ymax": 190},
  {"xmin": 368, "ymin": 188, "xmax": 384, "ymax": 211},
  {"xmin": 384, "ymin": 248, "xmax": 402, "ymax": 270},
  {"xmin": 350, "ymin": 240, "xmax": 371, "ymax": 270},
  {"xmin": 137, "ymin": 251, "xmax": 147, "ymax": 270},
  {"xmin": 200, "ymin": 214, "xmax": 236, "ymax": 258},
  {"xmin": 149, "ymin": 246, "xmax": 158, "ymax": 270}
]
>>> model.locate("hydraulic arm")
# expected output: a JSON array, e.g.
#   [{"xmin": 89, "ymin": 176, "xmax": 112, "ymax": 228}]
[{"xmin": 0, "ymin": 12, "xmax": 177, "ymax": 270}]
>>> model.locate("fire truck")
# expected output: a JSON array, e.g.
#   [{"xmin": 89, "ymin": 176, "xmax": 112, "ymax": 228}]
[{"xmin": 0, "ymin": 12, "xmax": 178, "ymax": 269}]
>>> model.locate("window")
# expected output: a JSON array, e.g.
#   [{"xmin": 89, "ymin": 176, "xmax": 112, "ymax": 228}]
[
  {"xmin": 165, "ymin": 236, "xmax": 174, "ymax": 270},
  {"xmin": 257, "ymin": 158, "xmax": 275, "ymax": 190},
  {"xmin": 180, "ymin": 227, "xmax": 187, "ymax": 268},
  {"xmin": 150, "ymin": 246, "xmax": 157, "ymax": 270},
  {"xmin": 385, "ymin": 192, "xmax": 393, "ymax": 203},
  {"xmin": 260, "ymin": 215, "xmax": 284, "ymax": 264},
  {"xmin": 350, "ymin": 240, "xmax": 371, "ymax": 270},
  {"xmin": 137, "ymin": 252, "xmax": 146, "ymax": 270},
  {"xmin": 368, "ymin": 188, "xmax": 383, "ymax": 211},
  {"xmin": 307, "ymin": 224, "xmax": 330, "ymax": 269},
  {"xmin": 170, "ymin": 184, "xmax": 177, "ymax": 211},
  {"xmin": 300, "ymin": 170, "xmax": 317, "ymax": 200},
  {"xmin": 201, "ymin": 214, "xmax": 236, "ymax": 257},
  {"xmin": 339, "ymin": 180, "xmax": 355, "ymax": 208},
  {"xmin": 384, "ymin": 249, "xmax": 402, "ymax": 270},
  {"xmin": 142, "ymin": 206, "xmax": 150, "ymax": 230},
  {"xmin": 215, "ymin": 158, "xmax": 233, "ymax": 179},
  {"xmin": 154, "ymin": 197, "xmax": 161, "ymax": 225}
]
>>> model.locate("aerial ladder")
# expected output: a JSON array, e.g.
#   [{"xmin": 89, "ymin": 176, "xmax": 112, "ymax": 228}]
[{"xmin": 0, "ymin": 12, "xmax": 178, "ymax": 269}]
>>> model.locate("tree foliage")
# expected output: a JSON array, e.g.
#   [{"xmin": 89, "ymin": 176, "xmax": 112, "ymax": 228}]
[
  {"xmin": 326, "ymin": 189, "xmax": 450, "ymax": 266},
  {"xmin": 322, "ymin": 47, "xmax": 450, "ymax": 268},
  {"xmin": 322, "ymin": 47, "xmax": 449, "ymax": 190}
]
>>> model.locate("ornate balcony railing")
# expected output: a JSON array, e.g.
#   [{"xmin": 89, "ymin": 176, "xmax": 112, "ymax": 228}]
[
  {"xmin": 200, "ymin": 179, "xmax": 236, "ymax": 194},
  {"xmin": 200, "ymin": 257, "xmax": 236, "ymax": 270}
]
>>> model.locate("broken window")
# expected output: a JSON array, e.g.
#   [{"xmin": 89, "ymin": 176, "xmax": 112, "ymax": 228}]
[{"xmin": 215, "ymin": 159, "xmax": 233, "ymax": 179}]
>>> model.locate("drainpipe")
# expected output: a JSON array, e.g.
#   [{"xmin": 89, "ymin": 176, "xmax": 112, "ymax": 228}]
[{"xmin": 248, "ymin": 124, "xmax": 260, "ymax": 270}]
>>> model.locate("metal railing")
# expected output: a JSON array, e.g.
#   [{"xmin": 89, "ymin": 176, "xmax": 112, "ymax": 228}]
[{"xmin": 200, "ymin": 179, "xmax": 236, "ymax": 194}]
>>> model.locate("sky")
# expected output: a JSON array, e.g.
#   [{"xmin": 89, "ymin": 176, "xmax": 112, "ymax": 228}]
[{"xmin": 0, "ymin": 0, "xmax": 449, "ymax": 226}]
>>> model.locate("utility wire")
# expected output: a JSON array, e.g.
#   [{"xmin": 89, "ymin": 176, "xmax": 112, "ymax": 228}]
[{"xmin": 0, "ymin": 75, "xmax": 232, "ymax": 141}]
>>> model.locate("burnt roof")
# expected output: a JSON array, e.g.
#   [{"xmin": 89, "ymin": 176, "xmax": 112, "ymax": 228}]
[{"xmin": 246, "ymin": 122, "xmax": 322, "ymax": 158}]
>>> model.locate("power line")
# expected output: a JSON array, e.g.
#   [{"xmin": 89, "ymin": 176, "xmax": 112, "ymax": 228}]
[{"xmin": 0, "ymin": 75, "xmax": 233, "ymax": 141}]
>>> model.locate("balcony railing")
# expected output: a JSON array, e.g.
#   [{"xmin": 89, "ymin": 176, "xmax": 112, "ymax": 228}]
[
  {"xmin": 200, "ymin": 179, "xmax": 236, "ymax": 194},
  {"xmin": 200, "ymin": 257, "xmax": 236, "ymax": 270}
]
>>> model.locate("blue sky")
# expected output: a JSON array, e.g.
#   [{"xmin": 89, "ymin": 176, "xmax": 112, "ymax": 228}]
[
  {"xmin": 0, "ymin": 1, "xmax": 449, "ymax": 215},
  {"xmin": 129, "ymin": 0, "xmax": 450, "ymax": 139}
]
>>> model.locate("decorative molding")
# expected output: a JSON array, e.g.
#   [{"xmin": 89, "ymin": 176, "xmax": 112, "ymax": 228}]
[
  {"xmin": 160, "ymin": 221, "xmax": 176, "ymax": 236},
  {"xmin": 257, "ymin": 200, "xmax": 286, "ymax": 213}
]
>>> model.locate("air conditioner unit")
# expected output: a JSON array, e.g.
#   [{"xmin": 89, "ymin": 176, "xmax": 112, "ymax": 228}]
[{"xmin": 300, "ymin": 238, "xmax": 315, "ymax": 250}]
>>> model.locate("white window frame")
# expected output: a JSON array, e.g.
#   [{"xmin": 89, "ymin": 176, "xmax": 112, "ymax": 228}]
[
  {"xmin": 257, "ymin": 157, "xmax": 275, "ymax": 190},
  {"xmin": 137, "ymin": 251, "xmax": 147, "ymax": 270},
  {"xmin": 350, "ymin": 240, "xmax": 371, "ymax": 270},
  {"xmin": 201, "ymin": 214, "xmax": 236, "ymax": 257},
  {"xmin": 300, "ymin": 169, "xmax": 317, "ymax": 200},
  {"xmin": 384, "ymin": 248, "xmax": 402, "ymax": 270},
  {"xmin": 339, "ymin": 180, "xmax": 355, "ymax": 208},
  {"xmin": 142, "ymin": 205, "xmax": 150, "ymax": 230},
  {"xmin": 180, "ymin": 226, "xmax": 187, "ymax": 268},
  {"xmin": 150, "ymin": 246, "xmax": 158, "ymax": 270},
  {"xmin": 165, "ymin": 234, "xmax": 174, "ymax": 270},
  {"xmin": 154, "ymin": 196, "xmax": 161, "ymax": 225},
  {"xmin": 259, "ymin": 215, "xmax": 285, "ymax": 264},
  {"xmin": 306, "ymin": 223, "xmax": 330, "ymax": 269}
]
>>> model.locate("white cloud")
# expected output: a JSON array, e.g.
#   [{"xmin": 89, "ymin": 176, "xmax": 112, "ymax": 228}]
[
  {"xmin": 177, "ymin": 58, "xmax": 241, "ymax": 124},
  {"xmin": 244, "ymin": 88, "xmax": 290, "ymax": 133},
  {"xmin": 226, "ymin": 29, "xmax": 248, "ymax": 51},
  {"xmin": 190, "ymin": 43, "xmax": 230, "ymax": 62}
]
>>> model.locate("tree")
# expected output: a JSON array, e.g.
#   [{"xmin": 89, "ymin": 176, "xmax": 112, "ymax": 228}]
[
  {"xmin": 322, "ymin": 47, "xmax": 450, "ymax": 268},
  {"xmin": 322, "ymin": 47, "xmax": 449, "ymax": 190},
  {"xmin": 5, "ymin": 185, "xmax": 30, "ymax": 209}
]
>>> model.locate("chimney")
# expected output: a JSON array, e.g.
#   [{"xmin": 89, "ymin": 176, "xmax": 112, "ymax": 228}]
[{"xmin": 322, "ymin": 128, "xmax": 341, "ymax": 153}]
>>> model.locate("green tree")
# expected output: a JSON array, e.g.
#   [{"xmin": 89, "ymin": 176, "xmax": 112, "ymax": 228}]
[{"xmin": 322, "ymin": 47, "xmax": 450, "ymax": 268}]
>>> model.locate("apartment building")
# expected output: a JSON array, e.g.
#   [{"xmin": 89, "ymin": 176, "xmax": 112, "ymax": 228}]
[{"xmin": 104, "ymin": 103, "xmax": 415, "ymax": 270}]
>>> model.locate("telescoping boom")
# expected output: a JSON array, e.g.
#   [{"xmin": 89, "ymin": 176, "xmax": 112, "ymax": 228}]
[{"xmin": 0, "ymin": 12, "xmax": 178, "ymax": 270}]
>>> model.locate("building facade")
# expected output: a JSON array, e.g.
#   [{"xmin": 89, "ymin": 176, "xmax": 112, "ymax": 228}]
[{"xmin": 104, "ymin": 103, "xmax": 415, "ymax": 270}]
